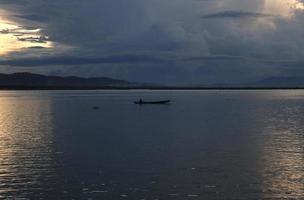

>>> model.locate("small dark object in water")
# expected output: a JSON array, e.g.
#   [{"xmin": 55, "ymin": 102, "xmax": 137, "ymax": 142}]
[
  {"xmin": 134, "ymin": 100, "xmax": 171, "ymax": 105},
  {"xmin": 92, "ymin": 106, "xmax": 99, "ymax": 110}
]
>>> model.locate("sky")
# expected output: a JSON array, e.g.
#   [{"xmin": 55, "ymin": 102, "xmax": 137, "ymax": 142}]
[{"xmin": 0, "ymin": 0, "xmax": 304, "ymax": 85}]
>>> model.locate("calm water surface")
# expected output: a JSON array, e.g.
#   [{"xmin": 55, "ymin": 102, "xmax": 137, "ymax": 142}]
[{"xmin": 0, "ymin": 90, "xmax": 303, "ymax": 199}]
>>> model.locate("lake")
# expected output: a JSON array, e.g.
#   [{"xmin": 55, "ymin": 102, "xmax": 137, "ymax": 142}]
[{"xmin": 0, "ymin": 90, "xmax": 303, "ymax": 199}]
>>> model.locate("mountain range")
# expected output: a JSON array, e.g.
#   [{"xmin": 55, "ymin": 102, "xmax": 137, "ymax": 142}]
[
  {"xmin": 0, "ymin": 72, "xmax": 303, "ymax": 89},
  {"xmin": 0, "ymin": 72, "xmax": 137, "ymax": 89}
]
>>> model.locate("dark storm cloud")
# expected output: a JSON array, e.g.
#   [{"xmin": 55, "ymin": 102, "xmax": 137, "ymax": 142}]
[
  {"xmin": 202, "ymin": 10, "xmax": 273, "ymax": 19},
  {"xmin": 27, "ymin": 46, "xmax": 46, "ymax": 49},
  {"xmin": 14, "ymin": 14, "xmax": 50, "ymax": 22},
  {"xmin": 0, "ymin": 0, "xmax": 304, "ymax": 84},
  {"xmin": 0, "ymin": 27, "xmax": 39, "ymax": 35},
  {"xmin": 264, "ymin": 60, "xmax": 304, "ymax": 68},
  {"xmin": 184, "ymin": 55, "xmax": 244, "ymax": 61},
  {"xmin": 0, "ymin": 54, "xmax": 247, "ymax": 67},
  {"xmin": 0, "ymin": 55, "xmax": 167, "ymax": 67},
  {"xmin": 17, "ymin": 36, "xmax": 49, "ymax": 43}
]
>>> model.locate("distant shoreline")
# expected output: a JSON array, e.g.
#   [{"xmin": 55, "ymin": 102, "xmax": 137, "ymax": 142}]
[
  {"xmin": 0, "ymin": 72, "xmax": 303, "ymax": 91},
  {"xmin": 1, "ymin": 86, "xmax": 304, "ymax": 90}
]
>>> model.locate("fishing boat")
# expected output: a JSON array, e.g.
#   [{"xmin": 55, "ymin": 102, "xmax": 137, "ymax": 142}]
[{"xmin": 134, "ymin": 99, "xmax": 171, "ymax": 105}]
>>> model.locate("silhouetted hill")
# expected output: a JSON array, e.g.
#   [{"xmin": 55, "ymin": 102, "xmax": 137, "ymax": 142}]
[
  {"xmin": 0, "ymin": 72, "xmax": 137, "ymax": 89},
  {"xmin": 0, "ymin": 73, "xmax": 303, "ymax": 90}
]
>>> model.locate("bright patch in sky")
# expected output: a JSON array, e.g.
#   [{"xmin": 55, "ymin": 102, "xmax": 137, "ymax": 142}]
[
  {"xmin": 264, "ymin": 0, "xmax": 304, "ymax": 17},
  {"xmin": 0, "ymin": 13, "xmax": 52, "ymax": 56}
]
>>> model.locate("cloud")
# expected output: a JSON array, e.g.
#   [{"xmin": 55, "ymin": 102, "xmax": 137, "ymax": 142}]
[
  {"xmin": 0, "ymin": 54, "xmax": 167, "ymax": 67},
  {"xmin": 0, "ymin": 0, "xmax": 304, "ymax": 84},
  {"xmin": 0, "ymin": 54, "xmax": 248, "ymax": 67},
  {"xmin": 202, "ymin": 10, "xmax": 273, "ymax": 19},
  {"xmin": 14, "ymin": 14, "xmax": 50, "ymax": 22},
  {"xmin": 17, "ymin": 36, "xmax": 49, "ymax": 43},
  {"xmin": 184, "ymin": 55, "xmax": 244, "ymax": 61}
]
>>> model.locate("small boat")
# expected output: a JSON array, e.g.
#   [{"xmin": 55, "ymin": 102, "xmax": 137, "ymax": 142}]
[
  {"xmin": 134, "ymin": 100, "xmax": 171, "ymax": 105},
  {"xmin": 92, "ymin": 106, "xmax": 99, "ymax": 110}
]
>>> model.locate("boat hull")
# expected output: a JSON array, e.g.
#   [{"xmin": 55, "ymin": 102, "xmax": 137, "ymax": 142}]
[{"xmin": 134, "ymin": 100, "xmax": 171, "ymax": 105}]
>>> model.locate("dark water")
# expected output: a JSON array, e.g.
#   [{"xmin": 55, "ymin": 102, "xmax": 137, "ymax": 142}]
[{"xmin": 0, "ymin": 90, "xmax": 303, "ymax": 199}]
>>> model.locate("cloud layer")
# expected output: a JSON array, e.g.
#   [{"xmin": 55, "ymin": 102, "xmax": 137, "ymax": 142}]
[{"xmin": 0, "ymin": 0, "xmax": 304, "ymax": 84}]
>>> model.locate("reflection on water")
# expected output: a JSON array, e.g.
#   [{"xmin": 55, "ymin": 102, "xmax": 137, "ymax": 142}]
[
  {"xmin": 0, "ymin": 90, "xmax": 303, "ymax": 199},
  {"xmin": 261, "ymin": 102, "xmax": 304, "ymax": 198},
  {"xmin": 0, "ymin": 98, "xmax": 55, "ymax": 199}
]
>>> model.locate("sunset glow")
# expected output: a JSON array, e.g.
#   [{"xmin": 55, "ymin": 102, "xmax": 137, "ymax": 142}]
[
  {"xmin": 264, "ymin": 0, "xmax": 304, "ymax": 17},
  {"xmin": 0, "ymin": 14, "xmax": 52, "ymax": 56}
]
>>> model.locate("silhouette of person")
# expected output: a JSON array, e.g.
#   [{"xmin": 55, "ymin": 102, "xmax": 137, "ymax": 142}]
[{"xmin": 139, "ymin": 98, "xmax": 143, "ymax": 103}]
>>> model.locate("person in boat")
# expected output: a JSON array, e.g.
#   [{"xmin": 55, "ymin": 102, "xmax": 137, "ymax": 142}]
[{"xmin": 139, "ymin": 98, "xmax": 143, "ymax": 103}]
